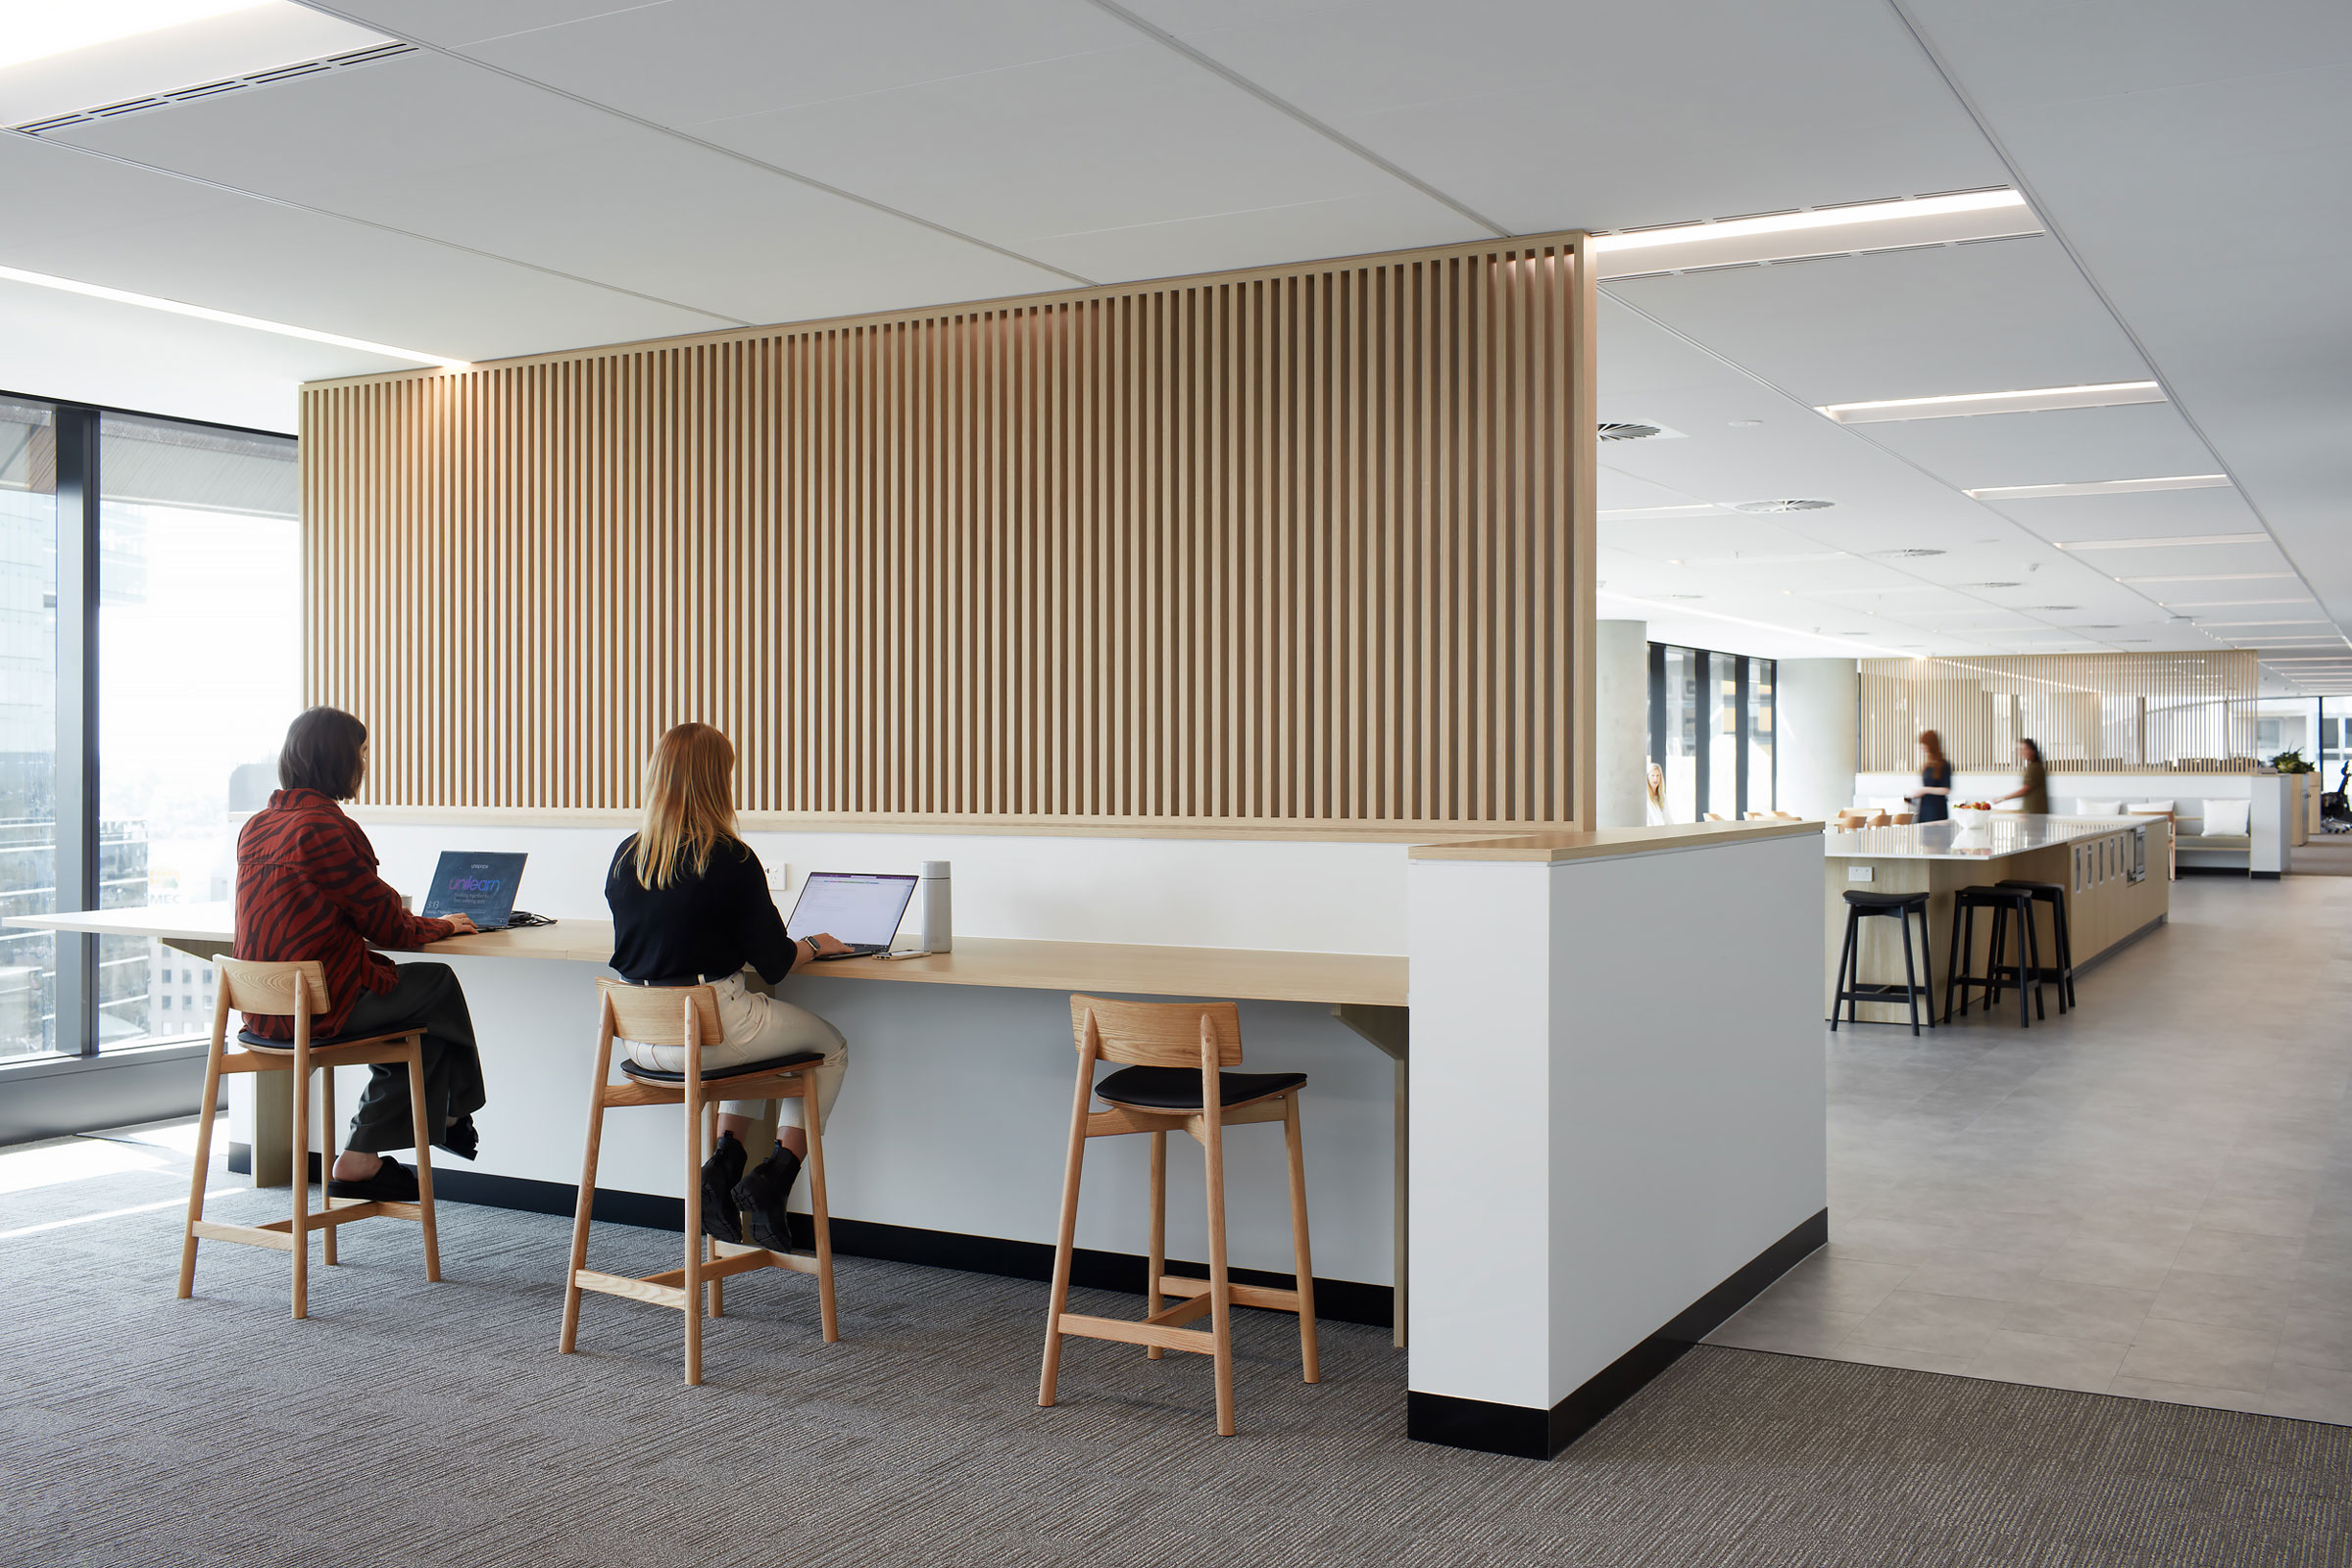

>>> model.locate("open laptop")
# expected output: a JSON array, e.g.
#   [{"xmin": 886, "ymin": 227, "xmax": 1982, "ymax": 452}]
[
  {"xmin": 784, "ymin": 870, "xmax": 918, "ymax": 958},
  {"xmin": 419, "ymin": 851, "xmax": 528, "ymax": 930}
]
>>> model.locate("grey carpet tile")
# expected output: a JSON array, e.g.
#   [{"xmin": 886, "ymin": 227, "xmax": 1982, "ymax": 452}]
[{"xmin": 2, "ymin": 1178, "xmax": 2350, "ymax": 1568}]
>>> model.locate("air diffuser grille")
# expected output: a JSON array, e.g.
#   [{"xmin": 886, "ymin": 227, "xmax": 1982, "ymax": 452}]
[{"xmin": 1731, "ymin": 498, "xmax": 1835, "ymax": 514}]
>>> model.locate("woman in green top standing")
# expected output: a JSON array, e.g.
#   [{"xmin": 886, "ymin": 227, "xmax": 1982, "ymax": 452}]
[{"xmin": 1996, "ymin": 738, "xmax": 2050, "ymax": 814}]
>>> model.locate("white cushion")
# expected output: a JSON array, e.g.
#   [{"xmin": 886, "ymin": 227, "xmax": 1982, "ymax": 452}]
[
  {"xmin": 2201, "ymin": 799, "xmax": 2251, "ymax": 836},
  {"xmin": 2077, "ymin": 799, "xmax": 2124, "ymax": 816},
  {"xmin": 2130, "ymin": 800, "xmax": 2177, "ymax": 814}
]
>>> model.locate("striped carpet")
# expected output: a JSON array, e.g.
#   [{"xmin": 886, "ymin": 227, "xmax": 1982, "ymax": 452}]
[{"xmin": 3, "ymin": 1144, "xmax": 2348, "ymax": 1567}]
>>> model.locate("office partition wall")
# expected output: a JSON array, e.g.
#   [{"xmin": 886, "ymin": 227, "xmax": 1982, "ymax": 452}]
[{"xmin": 302, "ymin": 233, "xmax": 1599, "ymax": 832}]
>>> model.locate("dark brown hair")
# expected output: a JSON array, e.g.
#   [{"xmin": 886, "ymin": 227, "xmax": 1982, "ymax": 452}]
[
  {"xmin": 1917, "ymin": 729, "xmax": 1946, "ymax": 766},
  {"xmin": 278, "ymin": 707, "xmax": 368, "ymax": 800}
]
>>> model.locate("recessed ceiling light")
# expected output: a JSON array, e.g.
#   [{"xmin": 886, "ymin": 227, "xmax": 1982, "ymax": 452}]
[
  {"xmin": 1729, "ymin": 419, "xmax": 1764, "ymax": 428},
  {"xmin": 1966, "ymin": 474, "xmax": 2230, "ymax": 501},
  {"xmin": 1872, "ymin": 548, "xmax": 1947, "ymax": 560},
  {"xmin": 1817, "ymin": 380, "xmax": 2164, "ymax": 424},
  {"xmin": 1591, "ymin": 190, "xmax": 2035, "ymax": 276},
  {"xmin": 2191, "ymin": 619, "xmax": 2330, "ymax": 628},
  {"xmin": 1960, "ymin": 581, "xmax": 2023, "ymax": 588},
  {"xmin": 1731, "ymin": 498, "xmax": 1836, "ymax": 514},
  {"xmin": 2026, "ymin": 605, "xmax": 2080, "ymax": 612},
  {"xmin": 0, "ymin": 262, "xmax": 468, "ymax": 368},
  {"xmin": 2157, "ymin": 599, "xmax": 2310, "ymax": 609},
  {"xmin": 2056, "ymin": 534, "xmax": 2267, "ymax": 551},
  {"xmin": 0, "ymin": 0, "xmax": 263, "ymax": 72},
  {"xmin": 2120, "ymin": 573, "xmax": 2296, "ymax": 584}
]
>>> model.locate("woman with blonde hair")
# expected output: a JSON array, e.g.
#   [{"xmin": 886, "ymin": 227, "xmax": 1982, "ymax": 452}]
[
  {"xmin": 607, "ymin": 722, "xmax": 851, "ymax": 1250},
  {"xmin": 1644, "ymin": 761, "xmax": 1669, "ymax": 826}
]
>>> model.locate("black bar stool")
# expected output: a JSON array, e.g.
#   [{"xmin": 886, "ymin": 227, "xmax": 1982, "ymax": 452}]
[
  {"xmin": 1994, "ymin": 879, "xmax": 2077, "ymax": 1012},
  {"xmin": 1831, "ymin": 890, "xmax": 1936, "ymax": 1036},
  {"xmin": 1945, "ymin": 885, "xmax": 2044, "ymax": 1026}
]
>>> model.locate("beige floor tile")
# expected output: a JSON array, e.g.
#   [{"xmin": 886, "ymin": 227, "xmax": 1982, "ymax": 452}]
[
  {"xmin": 2118, "ymin": 1317, "xmax": 2281, "ymax": 1392},
  {"xmin": 1706, "ymin": 1302, "xmax": 1861, "ymax": 1357},
  {"xmin": 1999, "ymin": 1278, "xmax": 2156, "ymax": 1344},
  {"xmin": 1832, "ymin": 1340, "xmax": 1975, "ymax": 1377},
  {"xmin": 1826, "ymin": 1214, "xmax": 1965, "ymax": 1265},
  {"xmin": 1900, "ymin": 1248, "xmax": 2056, "ymax": 1304},
  {"xmin": 2263, "ymin": 1362, "xmax": 2352, "ymax": 1427},
  {"xmin": 1749, "ymin": 1253, "xmax": 1914, "ymax": 1316},
  {"xmin": 2147, "ymin": 1268, "xmax": 2290, "ymax": 1335},
  {"xmin": 2172, "ymin": 1227, "xmax": 2305, "ymax": 1280},
  {"xmin": 2106, "ymin": 1375, "xmax": 2278, "ymax": 1415},
  {"xmin": 2192, "ymin": 1192, "xmax": 2319, "ymax": 1240},
  {"xmin": 2275, "ymin": 1307, "xmax": 2352, "ymax": 1373},
  {"xmin": 1963, "ymin": 1330, "xmax": 2128, "ymax": 1394},
  {"xmin": 2039, "ymin": 1234, "xmax": 2186, "ymax": 1294},
  {"xmin": 1845, "ymin": 1289, "xmax": 2012, "ymax": 1359}
]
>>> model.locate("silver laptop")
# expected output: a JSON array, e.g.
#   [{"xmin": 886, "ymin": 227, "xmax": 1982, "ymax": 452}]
[{"xmin": 784, "ymin": 871, "xmax": 918, "ymax": 958}]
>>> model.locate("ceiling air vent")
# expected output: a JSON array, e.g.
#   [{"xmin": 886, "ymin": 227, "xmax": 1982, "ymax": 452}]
[
  {"xmin": 1871, "ymin": 548, "xmax": 1946, "ymax": 560},
  {"xmin": 2026, "ymin": 605, "xmax": 2080, "ymax": 612},
  {"xmin": 1656, "ymin": 593, "xmax": 1705, "ymax": 600},
  {"xmin": 1598, "ymin": 421, "xmax": 1660, "ymax": 442},
  {"xmin": 1731, "ymin": 498, "xmax": 1835, "ymax": 514},
  {"xmin": 1961, "ymin": 580, "xmax": 2021, "ymax": 588}
]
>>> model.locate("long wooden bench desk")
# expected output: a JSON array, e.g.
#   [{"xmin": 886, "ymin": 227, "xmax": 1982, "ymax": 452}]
[{"xmin": 8, "ymin": 903, "xmax": 1411, "ymax": 1337}]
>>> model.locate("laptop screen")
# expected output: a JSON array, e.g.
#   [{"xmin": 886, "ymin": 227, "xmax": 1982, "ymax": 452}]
[
  {"xmin": 419, "ymin": 851, "xmax": 525, "ymax": 928},
  {"xmin": 785, "ymin": 871, "xmax": 917, "ymax": 947}
]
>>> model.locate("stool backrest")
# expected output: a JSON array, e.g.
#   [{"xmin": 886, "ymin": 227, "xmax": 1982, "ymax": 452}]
[
  {"xmin": 216, "ymin": 957, "xmax": 333, "ymax": 1019},
  {"xmin": 1070, "ymin": 994, "xmax": 1242, "ymax": 1068},
  {"xmin": 597, "ymin": 978, "xmax": 722, "ymax": 1047}
]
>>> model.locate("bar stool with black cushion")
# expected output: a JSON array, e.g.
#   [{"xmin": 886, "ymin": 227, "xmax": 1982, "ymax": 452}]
[
  {"xmin": 177, "ymin": 958, "xmax": 441, "ymax": 1319},
  {"xmin": 559, "ymin": 979, "xmax": 838, "ymax": 1385},
  {"xmin": 1944, "ymin": 884, "xmax": 2046, "ymax": 1027},
  {"xmin": 1830, "ymin": 890, "xmax": 1936, "ymax": 1036},
  {"xmin": 1994, "ymin": 879, "xmax": 2077, "ymax": 1012},
  {"xmin": 1038, "ymin": 994, "xmax": 1318, "ymax": 1438}
]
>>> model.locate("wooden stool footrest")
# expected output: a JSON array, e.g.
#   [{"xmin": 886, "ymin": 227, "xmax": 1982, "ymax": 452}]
[
  {"xmin": 645, "ymin": 1249, "xmax": 790, "ymax": 1289},
  {"xmin": 1157, "ymin": 1275, "xmax": 1306, "ymax": 1315},
  {"xmin": 189, "ymin": 1219, "xmax": 295, "ymax": 1252},
  {"xmin": 1055, "ymin": 1311, "xmax": 1217, "ymax": 1355},
  {"xmin": 572, "ymin": 1268, "xmax": 689, "ymax": 1309}
]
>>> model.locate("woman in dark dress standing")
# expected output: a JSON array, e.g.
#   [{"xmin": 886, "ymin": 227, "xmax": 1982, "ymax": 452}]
[{"xmin": 1909, "ymin": 729, "xmax": 1954, "ymax": 823}]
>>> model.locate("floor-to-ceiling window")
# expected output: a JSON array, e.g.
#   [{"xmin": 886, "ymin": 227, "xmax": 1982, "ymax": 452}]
[
  {"xmin": 1646, "ymin": 640, "xmax": 1775, "ymax": 821},
  {"xmin": 0, "ymin": 395, "xmax": 295, "ymax": 1067}
]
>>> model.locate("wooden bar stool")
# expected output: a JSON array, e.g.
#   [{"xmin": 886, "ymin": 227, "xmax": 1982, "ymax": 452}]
[
  {"xmin": 1038, "ymin": 995, "xmax": 1318, "ymax": 1438},
  {"xmin": 559, "ymin": 979, "xmax": 838, "ymax": 1385},
  {"xmin": 177, "ymin": 958, "xmax": 441, "ymax": 1319}
]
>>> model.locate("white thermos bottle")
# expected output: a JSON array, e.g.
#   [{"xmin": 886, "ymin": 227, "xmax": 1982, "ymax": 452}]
[{"xmin": 919, "ymin": 860, "xmax": 953, "ymax": 953}]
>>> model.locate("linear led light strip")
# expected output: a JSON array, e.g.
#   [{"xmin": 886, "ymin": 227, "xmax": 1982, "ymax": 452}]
[
  {"xmin": 0, "ymin": 263, "xmax": 468, "ymax": 368},
  {"xmin": 1967, "ymin": 474, "xmax": 2230, "ymax": 502},
  {"xmin": 1590, "ymin": 190, "xmax": 2036, "ymax": 276},
  {"xmin": 1818, "ymin": 380, "xmax": 2164, "ymax": 424},
  {"xmin": 2055, "ymin": 533, "xmax": 2267, "ymax": 551}
]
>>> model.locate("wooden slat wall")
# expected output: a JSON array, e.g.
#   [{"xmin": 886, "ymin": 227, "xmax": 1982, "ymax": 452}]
[
  {"xmin": 1859, "ymin": 652, "xmax": 2262, "ymax": 773},
  {"xmin": 302, "ymin": 236, "xmax": 1596, "ymax": 829}
]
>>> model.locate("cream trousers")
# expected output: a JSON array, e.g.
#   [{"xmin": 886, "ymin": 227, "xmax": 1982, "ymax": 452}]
[{"xmin": 619, "ymin": 970, "xmax": 848, "ymax": 1126}]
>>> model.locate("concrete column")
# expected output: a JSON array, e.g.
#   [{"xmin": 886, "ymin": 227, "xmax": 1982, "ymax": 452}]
[
  {"xmin": 1594, "ymin": 619, "xmax": 1649, "ymax": 827},
  {"xmin": 1777, "ymin": 659, "xmax": 1859, "ymax": 819}
]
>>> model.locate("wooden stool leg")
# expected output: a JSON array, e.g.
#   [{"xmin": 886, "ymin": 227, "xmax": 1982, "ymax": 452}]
[
  {"xmin": 1039, "ymin": 1055, "xmax": 1095, "ymax": 1409},
  {"xmin": 704, "ymin": 1100, "xmax": 723, "ymax": 1320},
  {"xmin": 290, "ymin": 1051, "xmax": 311, "ymax": 1320},
  {"xmin": 804, "ymin": 1080, "xmax": 838, "ymax": 1345},
  {"xmin": 560, "ymin": 1028, "xmax": 614, "ymax": 1354},
  {"xmin": 177, "ymin": 1037, "xmax": 226, "ymax": 1298},
  {"xmin": 405, "ymin": 1043, "xmax": 441, "ymax": 1282},
  {"xmin": 683, "ymin": 1082, "xmax": 705, "ymax": 1387},
  {"xmin": 1145, "ymin": 1130, "xmax": 1166, "ymax": 1360},
  {"xmin": 1283, "ymin": 1095, "xmax": 1320, "ymax": 1384},
  {"xmin": 320, "ymin": 1064, "xmax": 339, "ymax": 1267},
  {"xmin": 1202, "ymin": 1106, "xmax": 1237, "ymax": 1438}
]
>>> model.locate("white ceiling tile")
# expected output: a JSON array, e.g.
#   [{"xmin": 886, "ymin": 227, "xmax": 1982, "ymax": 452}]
[
  {"xmin": 1980, "ymin": 486, "xmax": 2265, "ymax": 539},
  {"xmin": 1605, "ymin": 238, "xmax": 2149, "ymax": 406},
  {"xmin": 1123, "ymin": 0, "xmax": 2007, "ymax": 233},
  {"xmin": 1857, "ymin": 403, "xmax": 2220, "ymax": 492},
  {"xmin": 326, "ymin": 1, "xmax": 628, "ymax": 49},
  {"xmin": 687, "ymin": 41, "xmax": 1465, "ymax": 262},
  {"xmin": 464, "ymin": 0, "xmax": 1136, "ymax": 127},
  {"xmin": 0, "ymin": 3, "xmax": 387, "ymax": 126}
]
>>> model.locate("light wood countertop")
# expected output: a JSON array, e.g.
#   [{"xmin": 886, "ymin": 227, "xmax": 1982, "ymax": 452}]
[
  {"xmin": 1408, "ymin": 819, "xmax": 1824, "ymax": 863},
  {"xmin": 5, "ymin": 904, "xmax": 1403, "ymax": 1008}
]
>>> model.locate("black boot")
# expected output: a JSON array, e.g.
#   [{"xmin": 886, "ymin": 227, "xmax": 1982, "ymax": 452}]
[
  {"xmin": 439, "ymin": 1113, "xmax": 478, "ymax": 1162},
  {"xmin": 731, "ymin": 1143, "xmax": 803, "ymax": 1252},
  {"xmin": 700, "ymin": 1130, "xmax": 748, "ymax": 1245}
]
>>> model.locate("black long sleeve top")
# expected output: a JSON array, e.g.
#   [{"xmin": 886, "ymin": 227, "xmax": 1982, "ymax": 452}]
[{"xmin": 606, "ymin": 834, "xmax": 799, "ymax": 986}]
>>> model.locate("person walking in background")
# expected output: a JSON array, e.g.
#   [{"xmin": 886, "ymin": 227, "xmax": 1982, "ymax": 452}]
[
  {"xmin": 1996, "ymin": 738, "xmax": 2050, "ymax": 814},
  {"xmin": 1645, "ymin": 761, "xmax": 1669, "ymax": 825},
  {"xmin": 1908, "ymin": 730, "xmax": 1954, "ymax": 823}
]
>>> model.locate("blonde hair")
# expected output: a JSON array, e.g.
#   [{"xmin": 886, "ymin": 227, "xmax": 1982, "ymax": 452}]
[
  {"xmin": 1646, "ymin": 761, "xmax": 1666, "ymax": 809},
  {"xmin": 632, "ymin": 723, "xmax": 742, "ymax": 889}
]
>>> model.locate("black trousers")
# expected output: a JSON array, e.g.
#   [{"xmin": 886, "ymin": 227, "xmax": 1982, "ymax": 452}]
[{"xmin": 336, "ymin": 962, "xmax": 486, "ymax": 1155}]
